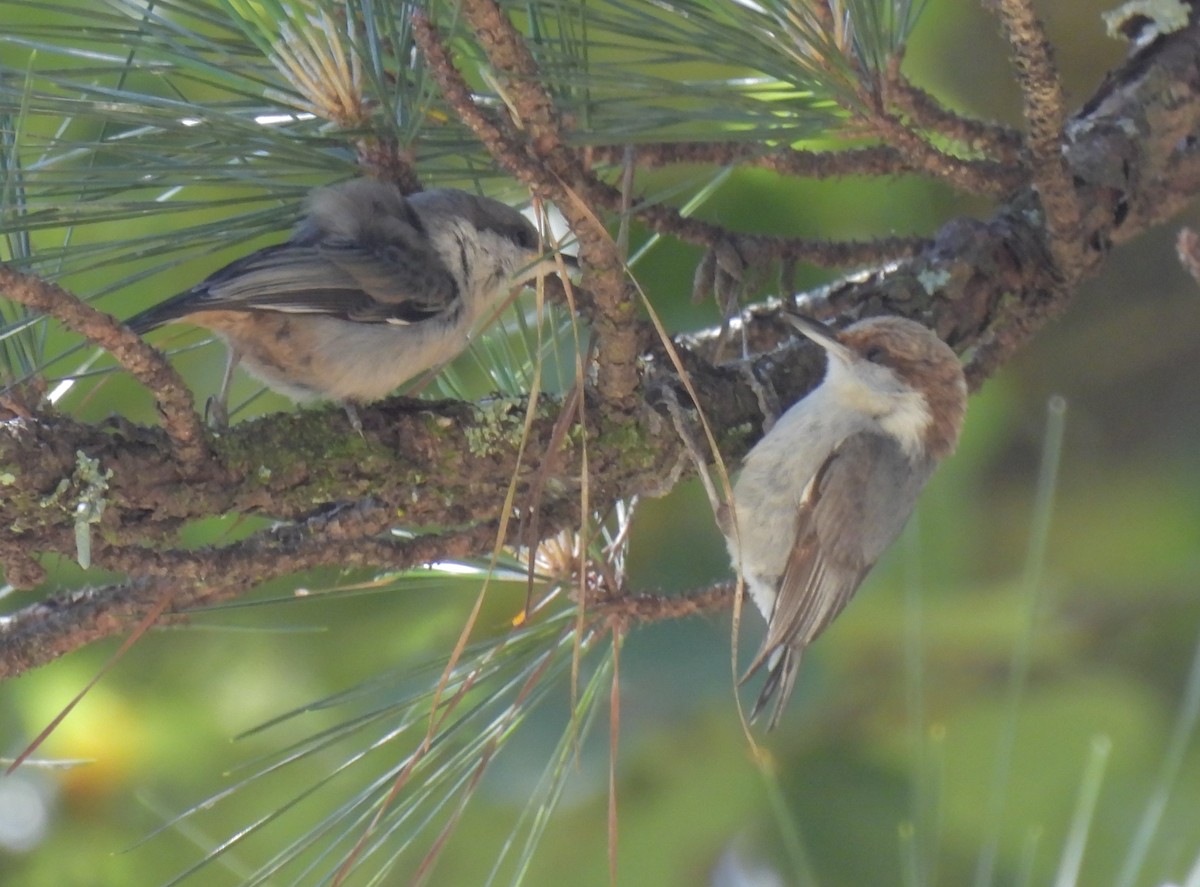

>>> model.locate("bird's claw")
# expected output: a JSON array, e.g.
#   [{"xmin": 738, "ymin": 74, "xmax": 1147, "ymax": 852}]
[{"xmin": 204, "ymin": 395, "xmax": 229, "ymax": 431}]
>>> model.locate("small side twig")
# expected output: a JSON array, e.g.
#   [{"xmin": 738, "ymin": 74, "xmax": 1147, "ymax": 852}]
[
  {"xmin": 356, "ymin": 138, "xmax": 423, "ymax": 195},
  {"xmin": 0, "ymin": 264, "xmax": 212, "ymax": 474},
  {"xmin": 884, "ymin": 58, "xmax": 1026, "ymax": 163},
  {"xmin": 988, "ymin": 0, "xmax": 1085, "ymax": 279},
  {"xmin": 858, "ymin": 95, "xmax": 1022, "ymax": 198},
  {"xmin": 586, "ymin": 182, "xmax": 930, "ymax": 268},
  {"xmin": 590, "ymin": 583, "xmax": 736, "ymax": 623},
  {"xmin": 412, "ymin": 13, "xmax": 534, "ymax": 178},
  {"xmin": 459, "ymin": 0, "xmax": 568, "ymax": 165},
  {"xmin": 587, "ymin": 140, "xmax": 1014, "ymax": 182},
  {"xmin": 460, "ymin": 0, "xmax": 637, "ymax": 408}
]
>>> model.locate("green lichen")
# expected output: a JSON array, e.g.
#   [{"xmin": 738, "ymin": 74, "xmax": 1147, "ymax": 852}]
[
  {"xmin": 39, "ymin": 476, "xmax": 72, "ymax": 510},
  {"xmin": 198, "ymin": 412, "xmax": 369, "ymax": 508},
  {"xmin": 917, "ymin": 267, "xmax": 952, "ymax": 295},
  {"xmin": 1103, "ymin": 0, "xmax": 1188, "ymax": 41},
  {"xmin": 593, "ymin": 418, "xmax": 659, "ymax": 473},
  {"xmin": 464, "ymin": 400, "xmax": 525, "ymax": 457},
  {"xmin": 48, "ymin": 450, "xmax": 113, "ymax": 569},
  {"xmin": 722, "ymin": 421, "xmax": 758, "ymax": 452}
]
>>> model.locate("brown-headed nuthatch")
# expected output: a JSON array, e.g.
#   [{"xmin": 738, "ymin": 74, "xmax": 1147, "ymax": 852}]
[
  {"xmin": 723, "ymin": 314, "xmax": 967, "ymax": 728},
  {"xmin": 127, "ymin": 178, "xmax": 565, "ymax": 418}
]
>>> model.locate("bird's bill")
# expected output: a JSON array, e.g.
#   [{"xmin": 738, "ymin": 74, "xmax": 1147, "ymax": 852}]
[
  {"xmin": 514, "ymin": 250, "xmax": 577, "ymax": 285},
  {"xmin": 528, "ymin": 249, "xmax": 578, "ymax": 275},
  {"xmin": 548, "ymin": 250, "xmax": 580, "ymax": 279},
  {"xmin": 783, "ymin": 312, "xmax": 853, "ymax": 362}
]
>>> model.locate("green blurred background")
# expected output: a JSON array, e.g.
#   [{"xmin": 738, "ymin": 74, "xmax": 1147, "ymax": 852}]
[{"xmin": 3, "ymin": 1, "xmax": 1200, "ymax": 885}]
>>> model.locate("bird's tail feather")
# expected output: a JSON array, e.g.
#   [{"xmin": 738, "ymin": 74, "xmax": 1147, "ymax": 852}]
[
  {"xmin": 748, "ymin": 645, "xmax": 801, "ymax": 730},
  {"xmin": 123, "ymin": 289, "xmax": 200, "ymax": 334}
]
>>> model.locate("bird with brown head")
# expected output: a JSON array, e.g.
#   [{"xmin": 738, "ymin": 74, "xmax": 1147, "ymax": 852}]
[{"xmin": 723, "ymin": 314, "xmax": 967, "ymax": 728}]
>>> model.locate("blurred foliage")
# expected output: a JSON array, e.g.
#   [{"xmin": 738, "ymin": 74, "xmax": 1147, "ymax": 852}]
[{"xmin": 3, "ymin": 1, "xmax": 1200, "ymax": 886}]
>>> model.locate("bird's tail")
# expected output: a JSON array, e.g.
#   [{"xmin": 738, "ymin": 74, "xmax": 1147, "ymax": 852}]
[
  {"xmin": 746, "ymin": 645, "xmax": 801, "ymax": 730},
  {"xmin": 123, "ymin": 288, "xmax": 199, "ymax": 334}
]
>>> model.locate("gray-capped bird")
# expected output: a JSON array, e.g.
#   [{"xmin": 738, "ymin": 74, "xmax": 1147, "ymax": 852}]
[
  {"xmin": 723, "ymin": 314, "xmax": 967, "ymax": 728},
  {"xmin": 127, "ymin": 178, "xmax": 566, "ymax": 416}
]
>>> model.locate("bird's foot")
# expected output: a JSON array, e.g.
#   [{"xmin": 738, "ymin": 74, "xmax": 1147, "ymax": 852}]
[
  {"xmin": 204, "ymin": 396, "xmax": 229, "ymax": 431},
  {"xmin": 342, "ymin": 402, "xmax": 364, "ymax": 436}
]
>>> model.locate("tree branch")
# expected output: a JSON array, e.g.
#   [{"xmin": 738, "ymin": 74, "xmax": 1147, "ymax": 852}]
[
  {"xmin": 883, "ymin": 57, "xmax": 1026, "ymax": 163},
  {"xmin": 587, "ymin": 141, "xmax": 1025, "ymax": 190},
  {"xmin": 0, "ymin": 517, "xmax": 505, "ymax": 678},
  {"xmin": 988, "ymin": 0, "xmax": 1085, "ymax": 278},
  {"xmin": 5, "ymin": 18, "xmax": 1200, "ymax": 677},
  {"xmin": 0, "ymin": 264, "xmax": 214, "ymax": 475},
  {"xmin": 432, "ymin": 2, "xmax": 642, "ymax": 411},
  {"xmin": 857, "ymin": 95, "xmax": 1024, "ymax": 197}
]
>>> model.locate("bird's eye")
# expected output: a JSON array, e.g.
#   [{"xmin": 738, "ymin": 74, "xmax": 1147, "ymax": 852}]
[{"xmin": 864, "ymin": 346, "xmax": 886, "ymax": 364}]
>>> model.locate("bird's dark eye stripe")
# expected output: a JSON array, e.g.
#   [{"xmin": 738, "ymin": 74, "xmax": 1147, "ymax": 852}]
[
  {"xmin": 457, "ymin": 234, "xmax": 471, "ymax": 284},
  {"xmin": 398, "ymin": 197, "xmax": 426, "ymax": 235},
  {"xmin": 488, "ymin": 223, "xmax": 537, "ymax": 250}
]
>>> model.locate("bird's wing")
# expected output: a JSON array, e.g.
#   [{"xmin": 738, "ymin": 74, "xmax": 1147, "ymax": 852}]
[
  {"xmin": 749, "ymin": 432, "xmax": 934, "ymax": 671},
  {"xmin": 745, "ymin": 433, "xmax": 934, "ymax": 727},
  {"xmin": 128, "ymin": 239, "xmax": 459, "ymax": 332},
  {"xmin": 316, "ymin": 239, "xmax": 461, "ymax": 318},
  {"xmin": 204, "ymin": 239, "xmax": 460, "ymax": 320}
]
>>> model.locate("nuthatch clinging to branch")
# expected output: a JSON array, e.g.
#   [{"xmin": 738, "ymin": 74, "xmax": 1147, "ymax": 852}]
[
  {"xmin": 127, "ymin": 178, "xmax": 570, "ymax": 420},
  {"xmin": 722, "ymin": 314, "xmax": 967, "ymax": 728}
]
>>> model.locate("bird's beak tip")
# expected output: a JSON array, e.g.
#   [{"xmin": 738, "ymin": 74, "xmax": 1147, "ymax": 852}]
[
  {"xmin": 783, "ymin": 312, "xmax": 842, "ymax": 353},
  {"xmin": 552, "ymin": 252, "xmax": 580, "ymax": 278}
]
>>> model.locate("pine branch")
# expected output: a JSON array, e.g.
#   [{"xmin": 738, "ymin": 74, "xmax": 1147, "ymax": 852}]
[
  {"xmin": 883, "ymin": 58, "xmax": 1026, "ymax": 163},
  {"xmin": 420, "ymin": 3, "xmax": 641, "ymax": 411},
  {"xmin": 4, "ymin": 15, "xmax": 1200, "ymax": 678},
  {"xmin": 587, "ymin": 141, "xmax": 1024, "ymax": 187},
  {"xmin": 0, "ymin": 264, "xmax": 213, "ymax": 474},
  {"xmin": 988, "ymin": 0, "xmax": 1086, "ymax": 279}
]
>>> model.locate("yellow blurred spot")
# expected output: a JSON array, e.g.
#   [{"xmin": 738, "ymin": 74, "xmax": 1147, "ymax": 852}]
[{"xmin": 42, "ymin": 689, "xmax": 145, "ymax": 808}]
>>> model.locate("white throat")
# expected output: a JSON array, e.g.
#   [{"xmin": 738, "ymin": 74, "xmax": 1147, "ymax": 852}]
[{"xmin": 826, "ymin": 359, "xmax": 931, "ymax": 458}]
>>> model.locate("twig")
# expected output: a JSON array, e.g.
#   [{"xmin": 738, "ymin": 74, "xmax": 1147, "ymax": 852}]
[
  {"xmin": 356, "ymin": 138, "xmax": 423, "ymax": 194},
  {"xmin": 988, "ymin": 0, "xmax": 1085, "ymax": 279},
  {"xmin": 584, "ymin": 179, "xmax": 930, "ymax": 267},
  {"xmin": 419, "ymin": 3, "xmax": 641, "ymax": 410},
  {"xmin": 460, "ymin": 0, "xmax": 638, "ymax": 408},
  {"xmin": 591, "ymin": 584, "xmax": 735, "ymax": 622},
  {"xmin": 459, "ymin": 0, "xmax": 568, "ymax": 165},
  {"xmin": 0, "ymin": 264, "xmax": 212, "ymax": 473},
  {"xmin": 412, "ymin": 13, "xmax": 535, "ymax": 180},
  {"xmin": 858, "ymin": 94, "xmax": 1022, "ymax": 197},
  {"xmin": 0, "ymin": 518, "xmax": 503, "ymax": 679},
  {"xmin": 884, "ymin": 58, "xmax": 1026, "ymax": 163},
  {"xmin": 589, "ymin": 141, "xmax": 981, "ymax": 181}
]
